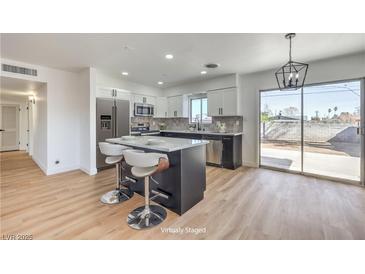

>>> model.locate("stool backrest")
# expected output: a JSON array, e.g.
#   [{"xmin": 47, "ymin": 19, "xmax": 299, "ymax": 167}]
[
  {"xmin": 99, "ymin": 142, "xmax": 128, "ymax": 156},
  {"xmin": 123, "ymin": 150, "xmax": 168, "ymax": 168}
]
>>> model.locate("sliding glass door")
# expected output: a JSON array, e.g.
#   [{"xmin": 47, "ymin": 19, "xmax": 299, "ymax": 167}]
[
  {"xmin": 303, "ymin": 81, "xmax": 362, "ymax": 181},
  {"xmin": 260, "ymin": 79, "xmax": 364, "ymax": 184},
  {"xmin": 260, "ymin": 88, "xmax": 302, "ymax": 172}
]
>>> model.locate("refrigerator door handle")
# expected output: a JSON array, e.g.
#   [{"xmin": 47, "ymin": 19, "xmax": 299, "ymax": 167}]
[
  {"xmin": 112, "ymin": 104, "xmax": 116, "ymax": 137},
  {"xmin": 115, "ymin": 105, "xmax": 118, "ymax": 137}
]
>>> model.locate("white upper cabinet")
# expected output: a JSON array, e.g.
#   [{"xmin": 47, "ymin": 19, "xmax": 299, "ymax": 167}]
[
  {"xmin": 207, "ymin": 90, "xmax": 222, "ymax": 116},
  {"xmin": 96, "ymin": 87, "xmax": 131, "ymax": 101},
  {"xmin": 155, "ymin": 97, "xmax": 168, "ymax": 118},
  {"xmin": 221, "ymin": 88, "xmax": 237, "ymax": 116},
  {"xmin": 114, "ymin": 89, "xmax": 131, "ymax": 101},
  {"xmin": 96, "ymin": 87, "xmax": 114, "ymax": 98},
  {"xmin": 207, "ymin": 87, "xmax": 238, "ymax": 116},
  {"xmin": 167, "ymin": 95, "xmax": 188, "ymax": 118},
  {"xmin": 133, "ymin": 94, "xmax": 156, "ymax": 105}
]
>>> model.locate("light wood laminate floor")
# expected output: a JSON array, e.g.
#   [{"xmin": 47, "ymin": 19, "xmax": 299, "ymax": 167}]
[{"xmin": 1, "ymin": 151, "xmax": 365, "ymax": 239}]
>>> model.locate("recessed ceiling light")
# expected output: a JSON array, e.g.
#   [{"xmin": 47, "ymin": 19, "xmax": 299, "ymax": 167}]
[
  {"xmin": 165, "ymin": 54, "xmax": 174, "ymax": 59},
  {"xmin": 158, "ymin": 81, "xmax": 164, "ymax": 85},
  {"xmin": 201, "ymin": 71, "xmax": 207, "ymax": 74},
  {"xmin": 122, "ymin": 72, "xmax": 129, "ymax": 76}
]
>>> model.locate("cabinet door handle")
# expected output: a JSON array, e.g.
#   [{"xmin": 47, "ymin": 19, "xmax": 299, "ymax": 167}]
[{"xmin": 221, "ymin": 108, "xmax": 223, "ymax": 115}]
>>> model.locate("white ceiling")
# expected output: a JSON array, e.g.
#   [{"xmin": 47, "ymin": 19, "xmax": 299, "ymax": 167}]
[{"xmin": 1, "ymin": 33, "xmax": 364, "ymax": 88}]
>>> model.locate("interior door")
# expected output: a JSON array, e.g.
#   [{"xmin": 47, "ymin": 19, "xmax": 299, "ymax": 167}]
[{"xmin": 0, "ymin": 105, "xmax": 19, "ymax": 152}]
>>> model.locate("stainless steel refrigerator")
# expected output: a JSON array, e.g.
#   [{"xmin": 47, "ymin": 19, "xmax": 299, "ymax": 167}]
[{"xmin": 96, "ymin": 98, "xmax": 130, "ymax": 169}]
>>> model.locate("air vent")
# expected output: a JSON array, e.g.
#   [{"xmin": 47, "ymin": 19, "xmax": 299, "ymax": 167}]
[
  {"xmin": 204, "ymin": 63, "xmax": 219, "ymax": 69},
  {"xmin": 2, "ymin": 64, "xmax": 37, "ymax": 76}
]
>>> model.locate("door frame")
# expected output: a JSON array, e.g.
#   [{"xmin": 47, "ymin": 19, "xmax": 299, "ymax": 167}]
[
  {"xmin": 259, "ymin": 77, "xmax": 365, "ymax": 186},
  {"xmin": 0, "ymin": 104, "xmax": 20, "ymax": 152},
  {"xmin": 360, "ymin": 78, "xmax": 365, "ymax": 186}
]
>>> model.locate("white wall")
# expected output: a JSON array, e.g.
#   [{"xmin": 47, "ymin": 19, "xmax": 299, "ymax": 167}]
[
  {"xmin": 96, "ymin": 69, "xmax": 163, "ymax": 97},
  {"xmin": 1, "ymin": 58, "xmax": 81, "ymax": 175},
  {"xmin": 31, "ymin": 84, "xmax": 47, "ymax": 172},
  {"xmin": 0, "ymin": 63, "xmax": 162, "ymax": 176},
  {"xmin": 239, "ymin": 52, "xmax": 365, "ymax": 167},
  {"xmin": 79, "ymin": 67, "xmax": 97, "ymax": 175},
  {"xmin": 163, "ymin": 74, "xmax": 237, "ymax": 97},
  {"xmin": 0, "ymin": 94, "xmax": 28, "ymax": 150}
]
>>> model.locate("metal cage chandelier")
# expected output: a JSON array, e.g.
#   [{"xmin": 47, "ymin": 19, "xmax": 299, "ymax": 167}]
[{"xmin": 275, "ymin": 33, "xmax": 308, "ymax": 91}]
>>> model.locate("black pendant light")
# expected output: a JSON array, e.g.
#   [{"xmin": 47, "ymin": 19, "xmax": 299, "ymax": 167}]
[{"xmin": 275, "ymin": 33, "xmax": 308, "ymax": 90}]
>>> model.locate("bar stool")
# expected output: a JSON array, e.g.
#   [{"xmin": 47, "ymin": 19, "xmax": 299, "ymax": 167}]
[
  {"xmin": 98, "ymin": 142, "xmax": 133, "ymax": 204},
  {"xmin": 123, "ymin": 150, "xmax": 170, "ymax": 230}
]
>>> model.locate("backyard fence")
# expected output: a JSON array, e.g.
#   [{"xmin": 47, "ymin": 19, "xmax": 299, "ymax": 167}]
[{"xmin": 261, "ymin": 120, "xmax": 360, "ymax": 143}]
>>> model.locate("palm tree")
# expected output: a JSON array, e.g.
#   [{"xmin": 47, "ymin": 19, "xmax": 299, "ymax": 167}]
[
  {"xmin": 332, "ymin": 106, "xmax": 338, "ymax": 120},
  {"xmin": 328, "ymin": 108, "xmax": 332, "ymax": 119},
  {"xmin": 334, "ymin": 106, "xmax": 338, "ymax": 115}
]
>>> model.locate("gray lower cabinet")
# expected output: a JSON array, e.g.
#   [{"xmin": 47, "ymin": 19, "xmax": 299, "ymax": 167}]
[{"xmin": 160, "ymin": 132, "xmax": 242, "ymax": 169}]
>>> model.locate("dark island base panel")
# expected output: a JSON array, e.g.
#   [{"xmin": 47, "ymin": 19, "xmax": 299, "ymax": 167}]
[{"xmin": 123, "ymin": 145, "xmax": 206, "ymax": 216}]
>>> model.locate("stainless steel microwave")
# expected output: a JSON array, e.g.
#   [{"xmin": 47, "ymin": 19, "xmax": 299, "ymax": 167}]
[{"xmin": 134, "ymin": 103, "xmax": 154, "ymax": 116}]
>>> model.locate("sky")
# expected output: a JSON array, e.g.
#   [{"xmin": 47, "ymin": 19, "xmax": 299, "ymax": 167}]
[{"xmin": 261, "ymin": 80, "xmax": 361, "ymax": 119}]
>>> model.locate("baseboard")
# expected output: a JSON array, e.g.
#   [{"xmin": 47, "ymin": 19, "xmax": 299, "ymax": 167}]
[
  {"xmin": 242, "ymin": 161, "xmax": 259, "ymax": 168},
  {"xmin": 80, "ymin": 166, "xmax": 97, "ymax": 176},
  {"xmin": 46, "ymin": 165, "xmax": 80, "ymax": 176},
  {"xmin": 31, "ymin": 156, "xmax": 47, "ymax": 175},
  {"xmin": 0, "ymin": 146, "xmax": 20, "ymax": 152}
]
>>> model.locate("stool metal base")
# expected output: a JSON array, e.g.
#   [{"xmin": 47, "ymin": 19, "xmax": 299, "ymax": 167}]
[
  {"xmin": 100, "ymin": 188, "xmax": 134, "ymax": 205},
  {"xmin": 127, "ymin": 205, "xmax": 167, "ymax": 230}
]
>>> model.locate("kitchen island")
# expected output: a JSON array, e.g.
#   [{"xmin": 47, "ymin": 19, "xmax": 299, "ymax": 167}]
[{"xmin": 106, "ymin": 136, "xmax": 209, "ymax": 215}]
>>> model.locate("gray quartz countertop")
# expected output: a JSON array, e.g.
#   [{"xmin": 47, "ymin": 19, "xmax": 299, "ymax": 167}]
[
  {"xmin": 106, "ymin": 136, "xmax": 209, "ymax": 152},
  {"xmin": 160, "ymin": 130, "xmax": 243, "ymax": 136}
]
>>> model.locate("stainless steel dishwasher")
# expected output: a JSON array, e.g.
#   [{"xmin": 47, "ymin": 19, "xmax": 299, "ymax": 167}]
[{"xmin": 202, "ymin": 135, "xmax": 223, "ymax": 166}]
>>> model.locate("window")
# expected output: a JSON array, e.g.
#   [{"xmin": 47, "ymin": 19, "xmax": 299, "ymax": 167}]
[{"xmin": 189, "ymin": 96, "xmax": 212, "ymax": 124}]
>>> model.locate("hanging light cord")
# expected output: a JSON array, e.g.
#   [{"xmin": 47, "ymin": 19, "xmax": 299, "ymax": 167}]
[{"xmin": 289, "ymin": 36, "xmax": 292, "ymax": 62}]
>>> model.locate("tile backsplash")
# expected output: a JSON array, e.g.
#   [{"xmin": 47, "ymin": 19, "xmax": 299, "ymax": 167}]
[{"xmin": 131, "ymin": 116, "xmax": 243, "ymax": 133}]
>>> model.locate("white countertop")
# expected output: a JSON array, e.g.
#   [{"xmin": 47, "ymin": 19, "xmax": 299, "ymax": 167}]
[
  {"xmin": 106, "ymin": 136, "xmax": 209, "ymax": 152},
  {"xmin": 160, "ymin": 130, "xmax": 243, "ymax": 136}
]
